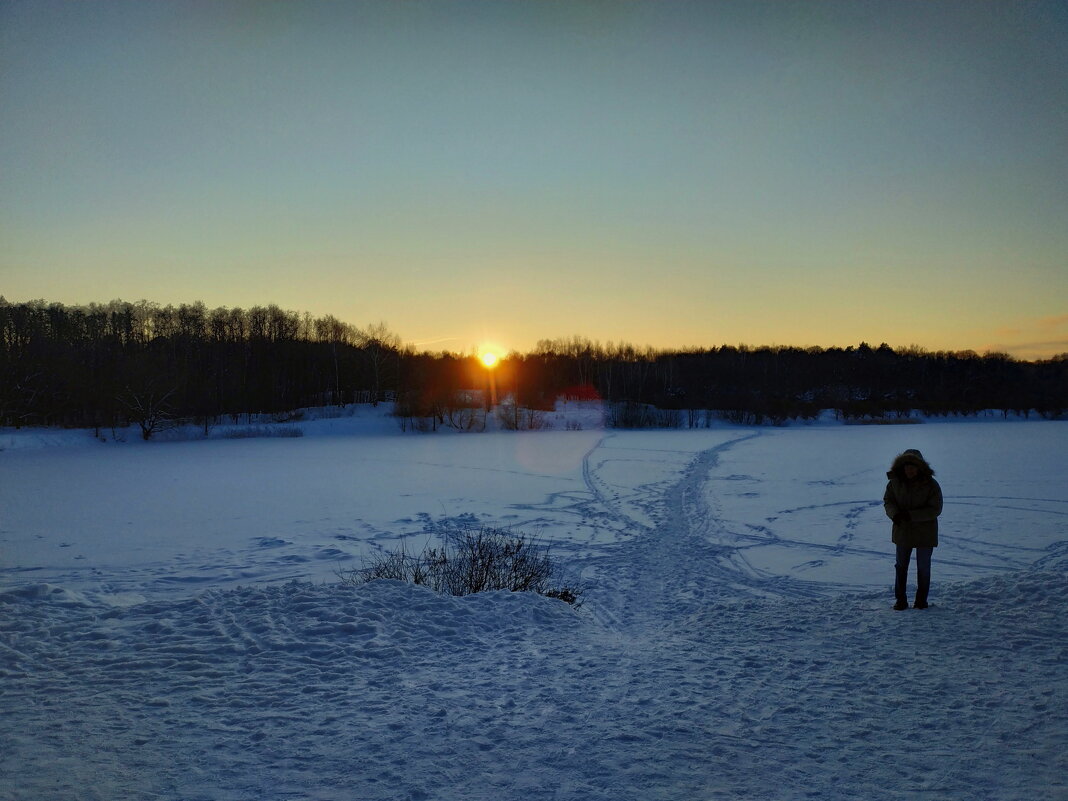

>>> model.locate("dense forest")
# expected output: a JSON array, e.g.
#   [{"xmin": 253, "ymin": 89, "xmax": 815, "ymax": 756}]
[{"xmin": 1, "ymin": 298, "xmax": 1065, "ymax": 436}]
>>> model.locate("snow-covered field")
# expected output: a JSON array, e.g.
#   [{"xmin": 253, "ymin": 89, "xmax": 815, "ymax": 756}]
[{"xmin": 2, "ymin": 406, "xmax": 1066, "ymax": 800}]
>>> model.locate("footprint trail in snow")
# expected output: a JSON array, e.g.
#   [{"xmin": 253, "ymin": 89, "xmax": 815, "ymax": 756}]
[{"xmin": 2, "ymin": 421, "xmax": 1066, "ymax": 800}]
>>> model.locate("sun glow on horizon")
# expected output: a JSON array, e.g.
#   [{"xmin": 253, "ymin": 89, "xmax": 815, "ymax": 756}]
[{"xmin": 480, "ymin": 350, "xmax": 500, "ymax": 369}]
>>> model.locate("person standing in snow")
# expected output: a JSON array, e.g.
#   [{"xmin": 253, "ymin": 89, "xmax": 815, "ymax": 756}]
[{"xmin": 883, "ymin": 449, "xmax": 943, "ymax": 610}]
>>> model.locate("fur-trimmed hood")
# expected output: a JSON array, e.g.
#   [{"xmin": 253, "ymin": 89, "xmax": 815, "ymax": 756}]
[{"xmin": 887, "ymin": 449, "xmax": 935, "ymax": 481}]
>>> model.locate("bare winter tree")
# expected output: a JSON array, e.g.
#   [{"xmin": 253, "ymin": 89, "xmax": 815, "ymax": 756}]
[
  {"xmin": 315, "ymin": 315, "xmax": 358, "ymax": 405},
  {"xmin": 119, "ymin": 380, "xmax": 178, "ymax": 440},
  {"xmin": 358, "ymin": 321, "xmax": 401, "ymax": 405}
]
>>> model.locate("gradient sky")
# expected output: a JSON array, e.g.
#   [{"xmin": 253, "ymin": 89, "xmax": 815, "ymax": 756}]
[{"xmin": 2, "ymin": 1, "xmax": 1066, "ymax": 359}]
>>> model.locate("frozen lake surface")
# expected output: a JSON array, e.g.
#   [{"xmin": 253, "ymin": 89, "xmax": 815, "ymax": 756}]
[{"xmin": 2, "ymin": 408, "xmax": 1066, "ymax": 800}]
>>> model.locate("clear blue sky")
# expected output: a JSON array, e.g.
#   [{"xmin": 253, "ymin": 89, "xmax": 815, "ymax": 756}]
[{"xmin": 2, "ymin": 0, "xmax": 1066, "ymax": 358}]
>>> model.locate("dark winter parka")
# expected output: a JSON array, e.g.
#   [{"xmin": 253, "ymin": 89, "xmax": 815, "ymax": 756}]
[{"xmin": 883, "ymin": 449, "xmax": 943, "ymax": 548}]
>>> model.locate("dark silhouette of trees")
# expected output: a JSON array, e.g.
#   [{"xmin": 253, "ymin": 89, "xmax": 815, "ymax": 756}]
[
  {"xmin": 519, "ymin": 338, "xmax": 1066, "ymax": 427},
  {"xmin": 1, "ymin": 297, "xmax": 1065, "ymax": 433},
  {"xmin": 0, "ymin": 298, "xmax": 399, "ymax": 435},
  {"xmin": 360, "ymin": 322, "xmax": 402, "ymax": 408}
]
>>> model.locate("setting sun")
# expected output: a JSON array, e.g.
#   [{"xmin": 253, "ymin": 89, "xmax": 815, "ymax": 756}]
[{"xmin": 480, "ymin": 351, "xmax": 500, "ymax": 369}]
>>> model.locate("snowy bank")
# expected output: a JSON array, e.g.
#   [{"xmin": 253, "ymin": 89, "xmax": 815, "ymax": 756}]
[
  {"xmin": 2, "ymin": 573, "xmax": 1065, "ymax": 801},
  {"xmin": 1, "ymin": 416, "xmax": 1065, "ymax": 800}
]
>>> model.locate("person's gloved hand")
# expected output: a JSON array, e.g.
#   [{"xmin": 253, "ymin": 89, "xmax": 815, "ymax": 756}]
[{"xmin": 893, "ymin": 511, "xmax": 912, "ymax": 524}]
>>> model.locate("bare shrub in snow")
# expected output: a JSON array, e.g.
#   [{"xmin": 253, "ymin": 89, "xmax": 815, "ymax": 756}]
[
  {"xmin": 271, "ymin": 410, "xmax": 306, "ymax": 423},
  {"xmin": 119, "ymin": 383, "xmax": 178, "ymax": 440},
  {"xmin": 340, "ymin": 527, "xmax": 583, "ymax": 605},
  {"xmin": 606, "ymin": 401, "xmax": 681, "ymax": 429},
  {"xmin": 443, "ymin": 396, "xmax": 485, "ymax": 431},
  {"xmin": 495, "ymin": 402, "xmax": 551, "ymax": 431}
]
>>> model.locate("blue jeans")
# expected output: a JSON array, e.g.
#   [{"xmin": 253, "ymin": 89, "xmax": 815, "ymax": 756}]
[{"xmin": 895, "ymin": 545, "xmax": 933, "ymax": 604}]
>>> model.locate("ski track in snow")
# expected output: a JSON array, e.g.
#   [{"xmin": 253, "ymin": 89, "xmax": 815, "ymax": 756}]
[{"xmin": 2, "ymin": 420, "xmax": 1068, "ymax": 800}]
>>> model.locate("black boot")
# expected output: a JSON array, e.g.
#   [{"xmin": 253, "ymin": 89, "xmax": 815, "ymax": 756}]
[
  {"xmin": 914, "ymin": 568, "xmax": 930, "ymax": 609},
  {"xmin": 894, "ymin": 559, "xmax": 910, "ymax": 611}
]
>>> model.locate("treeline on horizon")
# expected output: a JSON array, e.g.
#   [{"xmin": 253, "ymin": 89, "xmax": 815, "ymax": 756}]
[{"xmin": 1, "ymin": 298, "xmax": 1065, "ymax": 436}]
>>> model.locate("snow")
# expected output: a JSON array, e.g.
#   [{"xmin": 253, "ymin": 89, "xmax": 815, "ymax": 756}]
[{"xmin": 1, "ymin": 406, "xmax": 1066, "ymax": 800}]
